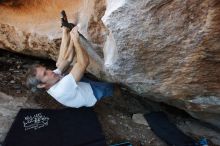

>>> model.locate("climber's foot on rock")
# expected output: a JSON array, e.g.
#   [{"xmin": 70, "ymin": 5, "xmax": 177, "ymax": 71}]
[{"xmin": 60, "ymin": 10, "xmax": 75, "ymax": 31}]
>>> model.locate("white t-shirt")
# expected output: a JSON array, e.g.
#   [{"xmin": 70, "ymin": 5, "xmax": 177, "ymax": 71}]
[{"xmin": 47, "ymin": 70, "xmax": 97, "ymax": 108}]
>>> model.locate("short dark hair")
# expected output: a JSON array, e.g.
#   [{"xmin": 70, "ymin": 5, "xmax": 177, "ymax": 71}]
[{"xmin": 26, "ymin": 64, "xmax": 43, "ymax": 93}]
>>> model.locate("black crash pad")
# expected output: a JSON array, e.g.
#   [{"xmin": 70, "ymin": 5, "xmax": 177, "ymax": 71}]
[
  {"xmin": 145, "ymin": 112, "xmax": 195, "ymax": 146},
  {"xmin": 3, "ymin": 108, "xmax": 106, "ymax": 146}
]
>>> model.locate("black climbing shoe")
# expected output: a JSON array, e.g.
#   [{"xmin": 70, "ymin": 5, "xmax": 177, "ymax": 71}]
[
  {"xmin": 61, "ymin": 10, "xmax": 68, "ymax": 22},
  {"xmin": 62, "ymin": 22, "xmax": 75, "ymax": 31},
  {"xmin": 60, "ymin": 10, "xmax": 76, "ymax": 30}
]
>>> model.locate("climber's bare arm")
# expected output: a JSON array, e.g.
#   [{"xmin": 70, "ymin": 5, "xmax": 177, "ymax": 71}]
[{"xmin": 70, "ymin": 27, "xmax": 90, "ymax": 82}]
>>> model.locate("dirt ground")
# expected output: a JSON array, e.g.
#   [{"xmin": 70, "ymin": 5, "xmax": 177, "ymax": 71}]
[{"xmin": 0, "ymin": 49, "xmax": 219, "ymax": 146}]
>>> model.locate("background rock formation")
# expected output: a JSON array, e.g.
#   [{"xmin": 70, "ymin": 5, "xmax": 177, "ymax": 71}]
[{"xmin": 0, "ymin": 0, "xmax": 220, "ymax": 128}]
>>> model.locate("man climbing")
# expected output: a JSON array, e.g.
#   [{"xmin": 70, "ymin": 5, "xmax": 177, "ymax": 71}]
[{"xmin": 26, "ymin": 10, "xmax": 120, "ymax": 108}]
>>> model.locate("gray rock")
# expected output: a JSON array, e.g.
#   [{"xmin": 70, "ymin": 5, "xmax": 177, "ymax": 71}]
[{"xmin": 132, "ymin": 113, "xmax": 149, "ymax": 126}]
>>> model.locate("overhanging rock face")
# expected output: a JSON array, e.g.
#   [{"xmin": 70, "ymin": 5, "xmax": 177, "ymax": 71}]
[
  {"xmin": 0, "ymin": 0, "xmax": 220, "ymax": 128},
  {"xmin": 100, "ymin": 0, "xmax": 220, "ymax": 128}
]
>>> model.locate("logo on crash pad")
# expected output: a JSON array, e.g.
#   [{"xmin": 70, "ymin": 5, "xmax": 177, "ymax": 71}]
[{"xmin": 23, "ymin": 113, "xmax": 50, "ymax": 131}]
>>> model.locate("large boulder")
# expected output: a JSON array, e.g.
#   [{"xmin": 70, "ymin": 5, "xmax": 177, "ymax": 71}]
[
  {"xmin": 0, "ymin": 0, "xmax": 220, "ymax": 128},
  {"xmin": 100, "ymin": 0, "xmax": 220, "ymax": 128}
]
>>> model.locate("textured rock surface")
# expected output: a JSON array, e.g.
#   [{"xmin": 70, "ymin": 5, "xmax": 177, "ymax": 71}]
[
  {"xmin": 0, "ymin": 0, "xmax": 220, "ymax": 128},
  {"xmin": 101, "ymin": 0, "xmax": 220, "ymax": 128}
]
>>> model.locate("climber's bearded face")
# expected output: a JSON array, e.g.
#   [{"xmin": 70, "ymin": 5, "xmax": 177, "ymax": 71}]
[{"xmin": 35, "ymin": 66, "xmax": 60, "ymax": 89}]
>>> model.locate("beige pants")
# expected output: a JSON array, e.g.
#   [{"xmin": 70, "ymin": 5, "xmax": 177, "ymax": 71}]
[{"xmin": 56, "ymin": 28, "xmax": 75, "ymax": 71}]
